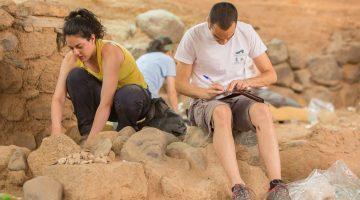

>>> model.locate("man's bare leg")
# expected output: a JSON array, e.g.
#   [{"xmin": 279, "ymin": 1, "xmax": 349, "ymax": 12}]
[
  {"xmin": 212, "ymin": 105, "xmax": 244, "ymax": 186},
  {"xmin": 249, "ymin": 103, "xmax": 281, "ymax": 180}
]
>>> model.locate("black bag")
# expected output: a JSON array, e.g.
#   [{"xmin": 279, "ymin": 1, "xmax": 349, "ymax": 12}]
[{"xmin": 139, "ymin": 98, "xmax": 187, "ymax": 136}]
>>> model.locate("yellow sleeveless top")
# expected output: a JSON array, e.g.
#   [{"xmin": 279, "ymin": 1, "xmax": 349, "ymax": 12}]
[{"xmin": 76, "ymin": 39, "xmax": 147, "ymax": 89}]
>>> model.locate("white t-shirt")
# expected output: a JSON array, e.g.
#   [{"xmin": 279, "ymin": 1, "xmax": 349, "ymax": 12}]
[{"xmin": 174, "ymin": 21, "xmax": 267, "ymax": 88}]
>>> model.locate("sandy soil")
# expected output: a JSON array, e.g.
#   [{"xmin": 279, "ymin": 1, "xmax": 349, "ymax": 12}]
[{"xmin": 51, "ymin": 0, "xmax": 360, "ymax": 58}]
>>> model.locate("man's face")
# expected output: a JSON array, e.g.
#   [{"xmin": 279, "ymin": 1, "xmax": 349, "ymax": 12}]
[{"xmin": 209, "ymin": 22, "xmax": 236, "ymax": 45}]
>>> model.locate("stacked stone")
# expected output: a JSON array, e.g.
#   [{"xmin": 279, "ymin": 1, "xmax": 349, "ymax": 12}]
[
  {"xmin": 267, "ymin": 34, "xmax": 360, "ymax": 107},
  {"xmin": 0, "ymin": 0, "xmax": 76, "ymax": 150}
]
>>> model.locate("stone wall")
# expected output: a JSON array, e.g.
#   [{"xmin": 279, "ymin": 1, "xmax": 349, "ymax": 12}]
[
  {"xmin": 0, "ymin": 0, "xmax": 76, "ymax": 150},
  {"xmin": 267, "ymin": 32, "xmax": 360, "ymax": 108}
]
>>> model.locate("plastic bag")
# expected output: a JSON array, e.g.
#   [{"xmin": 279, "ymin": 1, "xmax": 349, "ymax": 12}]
[
  {"xmin": 288, "ymin": 160, "xmax": 360, "ymax": 200},
  {"xmin": 308, "ymin": 98, "xmax": 334, "ymax": 125}
]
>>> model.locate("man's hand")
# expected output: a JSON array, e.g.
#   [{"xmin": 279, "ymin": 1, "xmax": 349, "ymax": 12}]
[
  {"xmin": 204, "ymin": 83, "xmax": 224, "ymax": 100},
  {"xmin": 226, "ymin": 79, "xmax": 250, "ymax": 92}
]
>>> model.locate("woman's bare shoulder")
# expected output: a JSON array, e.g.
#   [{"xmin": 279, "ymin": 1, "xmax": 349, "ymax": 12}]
[{"xmin": 102, "ymin": 43, "xmax": 124, "ymax": 56}]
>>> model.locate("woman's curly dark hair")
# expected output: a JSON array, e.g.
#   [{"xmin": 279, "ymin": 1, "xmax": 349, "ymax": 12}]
[{"xmin": 62, "ymin": 8, "xmax": 105, "ymax": 43}]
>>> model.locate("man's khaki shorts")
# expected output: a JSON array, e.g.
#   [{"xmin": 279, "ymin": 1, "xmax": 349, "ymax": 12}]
[{"xmin": 188, "ymin": 95, "xmax": 257, "ymax": 136}]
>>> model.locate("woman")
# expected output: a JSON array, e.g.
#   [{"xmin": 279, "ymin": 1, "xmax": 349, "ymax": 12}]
[
  {"xmin": 51, "ymin": 8, "xmax": 151, "ymax": 141},
  {"xmin": 136, "ymin": 37, "xmax": 178, "ymax": 112}
]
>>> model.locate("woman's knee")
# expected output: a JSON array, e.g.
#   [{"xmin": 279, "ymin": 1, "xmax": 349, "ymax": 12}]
[
  {"xmin": 66, "ymin": 68, "xmax": 89, "ymax": 87},
  {"xmin": 114, "ymin": 85, "xmax": 149, "ymax": 111}
]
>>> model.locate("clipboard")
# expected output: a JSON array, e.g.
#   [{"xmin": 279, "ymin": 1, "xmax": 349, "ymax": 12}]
[{"xmin": 215, "ymin": 90, "xmax": 264, "ymax": 103}]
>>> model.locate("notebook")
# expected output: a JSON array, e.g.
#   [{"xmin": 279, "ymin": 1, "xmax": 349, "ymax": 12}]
[{"xmin": 214, "ymin": 90, "xmax": 264, "ymax": 103}]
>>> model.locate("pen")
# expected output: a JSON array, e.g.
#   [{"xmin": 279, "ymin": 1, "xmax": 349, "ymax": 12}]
[
  {"xmin": 203, "ymin": 75, "xmax": 226, "ymax": 91},
  {"xmin": 203, "ymin": 75, "xmax": 215, "ymax": 84}
]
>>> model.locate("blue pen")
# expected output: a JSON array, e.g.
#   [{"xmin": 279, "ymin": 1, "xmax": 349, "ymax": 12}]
[
  {"xmin": 203, "ymin": 75, "xmax": 215, "ymax": 84},
  {"xmin": 203, "ymin": 75, "xmax": 226, "ymax": 92}
]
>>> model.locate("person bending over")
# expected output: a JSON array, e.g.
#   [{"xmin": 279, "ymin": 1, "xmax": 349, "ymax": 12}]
[
  {"xmin": 137, "ymin": 36, "xmax": 178, "ymax": 112},
  {"xmin": 51, "ymin": 8, "xmax": 151, "ymax": 143}
]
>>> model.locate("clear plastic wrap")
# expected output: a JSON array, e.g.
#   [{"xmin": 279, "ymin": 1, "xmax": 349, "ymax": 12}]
[
  {"xmin": 288, "ymin": 160, "xmax": 360, "ymax": 200},
  {"xmin": 308, "ymin": 98, "xmax": 335, "ymax": 125}
]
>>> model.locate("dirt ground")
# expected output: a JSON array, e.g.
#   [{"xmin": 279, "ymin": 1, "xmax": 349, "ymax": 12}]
[
  {"xmin": 1, "ymin": 0, "xmax": 359, "ymax": 198},
  {"xmin": 51, "ymin": 0, "xmax": 360, "ymax": 58}
]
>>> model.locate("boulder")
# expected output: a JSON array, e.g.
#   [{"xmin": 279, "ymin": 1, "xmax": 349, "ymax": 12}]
[
  {"xmin": 290, "ymin": 82, "xmax": 304, "ymax": 93},
  {"xmin": 303, "ymin": 85, "xmax": 334, "ymax": 103},
  {"xmin": 121, "ymin": 127, "xmax": 179, "ymax": 163},
  {"xmin": 166, "ymin": 142, "xmax": 207, "ymax": 170},
  {"xmin": 23, "ymin": 176, "xmax": 63, "ymax": 200},
  {"xmin": 112, "ymin": 126, "xmax": 136, "ymax": 155},
  {"xmin": 64, "ymin": 125, "xmax": 82, "ymax": 144},
  {"xmin": 38, "ymin": 61, "xmax": 61, "ymax": 93},
  {"xmin": 125, "ymin": 42, "xmax": 148, "ymax": 59},
  {"xmin": 334, "ymin": 83, "xmax": 359, "ymax": 107},
  {"xmin": 307, "ymin": 55, "xmax": 342, "ymax": 86},
  {"xmin": 136, "ymin": 9, "xmax": 185, "ymax": 42},
  {"xmin": 91, "ymin": 138, "xmax": 112, "ymax": 157},
  {"xmin": 7, "ymin": 148, "xmax": 27, "ymax": 171},
  {"xmin": 234, "ymin": 130, "xmax": 257, "ymax": 147},
  {"xmin": 0, "ymin": 145, "xmax": 30, "ymax": 172},
  {"xmin": 17, "ymin": 0, "xmax": 69, "ymax": 18},
  {"xmin": 21, "ymin": 16, "xmax": 64, "ymax": 32},
  {"xmin": 343, "ymin": 63, "xmax": 360, "ymax": 83},
  {"xmin": 10, "ymin": 131, "xmax": 37, "ymax": 150},
  {"xmin": 0, "ymin": 63, "xmax": 22, "ymax": 93},
  {"xmin": 27, "ymin": 134, "xmax": 81, "ymax": 176},
  {"xmin": 7, "ymin": 170, "xmax": 28, "ymax": 186},
  {"xmin": 294, "ymin": 68, "xmax": 312, "ymax": 88},
  {"xmin": 23, "ymin": 58, "xmax": 46, "ymax": 87},
  {"xmin": 288, "ymin": 47, "xmax": 306, "ymax": 69},
  {"xmin": 18, "ymin": 31, "xmax": 57, "ymax": 59},
  {"xmin": 0, "ymin": 0, "xmax": 17, "ymax": 16},
  {"xmin": 22, "ymin": 89, "xmax": 40, "ymax": 100},
  {"xmin": 0, "ymin": 9, "xmax": 14, "ymax": 30},
  {"xmin": 183, "ymin": 126, "xmax": 209, "ymax": 148},
  {"xmin": 2, "ymin": 53, "xmax": 25, "ymax": 69},
  {"xmin": 274, "ymin": 62, "xmax": 294, "ymax": 87},
  {"xmin": 268, "ymin": 85, "xmax": 307, "ymax": 106},
  {"xmin": 103, "ymin": 20, "xmax": 136, "ymax": 42},
  {"xmin": 0, "ymin": 94, "xmax": 26, "ymax": 121},
  {"xmin": 331, "ymin": 42, "xmax": 360, "ymax": 64},
  {"xmin": 267, "ymin": 38, "xmax": 288, "ymax": 65},
  {"xmin": 0, "ymin": 31, "xmax": 18, "ymax": 51},
  {"xmin": 27, "ymin": 94, "xmax": 52, "ymax": 120},
  {"xmin": 0, "ymin": 45, "xmax": 3, "ymax": 61},
  {"xmin": 43, "ymin": 162, "xmax": 147, "ymax": 200},
  {"xmin": 202, "ymin": 145, "xmax": 269, "ymax": 197}
]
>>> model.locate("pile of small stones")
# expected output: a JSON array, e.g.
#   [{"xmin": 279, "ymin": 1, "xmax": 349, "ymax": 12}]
[{"xmin": 54, "ymin": 151, "xmax": 110, "ymax": 165}]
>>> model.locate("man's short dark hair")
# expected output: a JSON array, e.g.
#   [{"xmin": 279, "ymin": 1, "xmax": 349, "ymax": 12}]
[{"xmin": 209, "ymin": 2, "xmax": 238, "ymax": 30}]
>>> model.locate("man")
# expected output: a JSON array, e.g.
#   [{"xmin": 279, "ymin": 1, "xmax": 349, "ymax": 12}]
[{"xmin": 174, "ymin": 2, "xmax": 291, "ymax": 200}]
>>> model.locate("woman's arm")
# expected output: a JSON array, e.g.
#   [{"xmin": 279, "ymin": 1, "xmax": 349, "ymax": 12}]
[
  {"xmin": 87, "ymin": 44, "xmax": 123, "ymax": 140},
  {"xmin": 165, "ymin": 76, "xmax": 178, "ymax": 112},
  {"xmin": 51, "ymin": 52, "xmax": 77, "ymax": 135}
]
